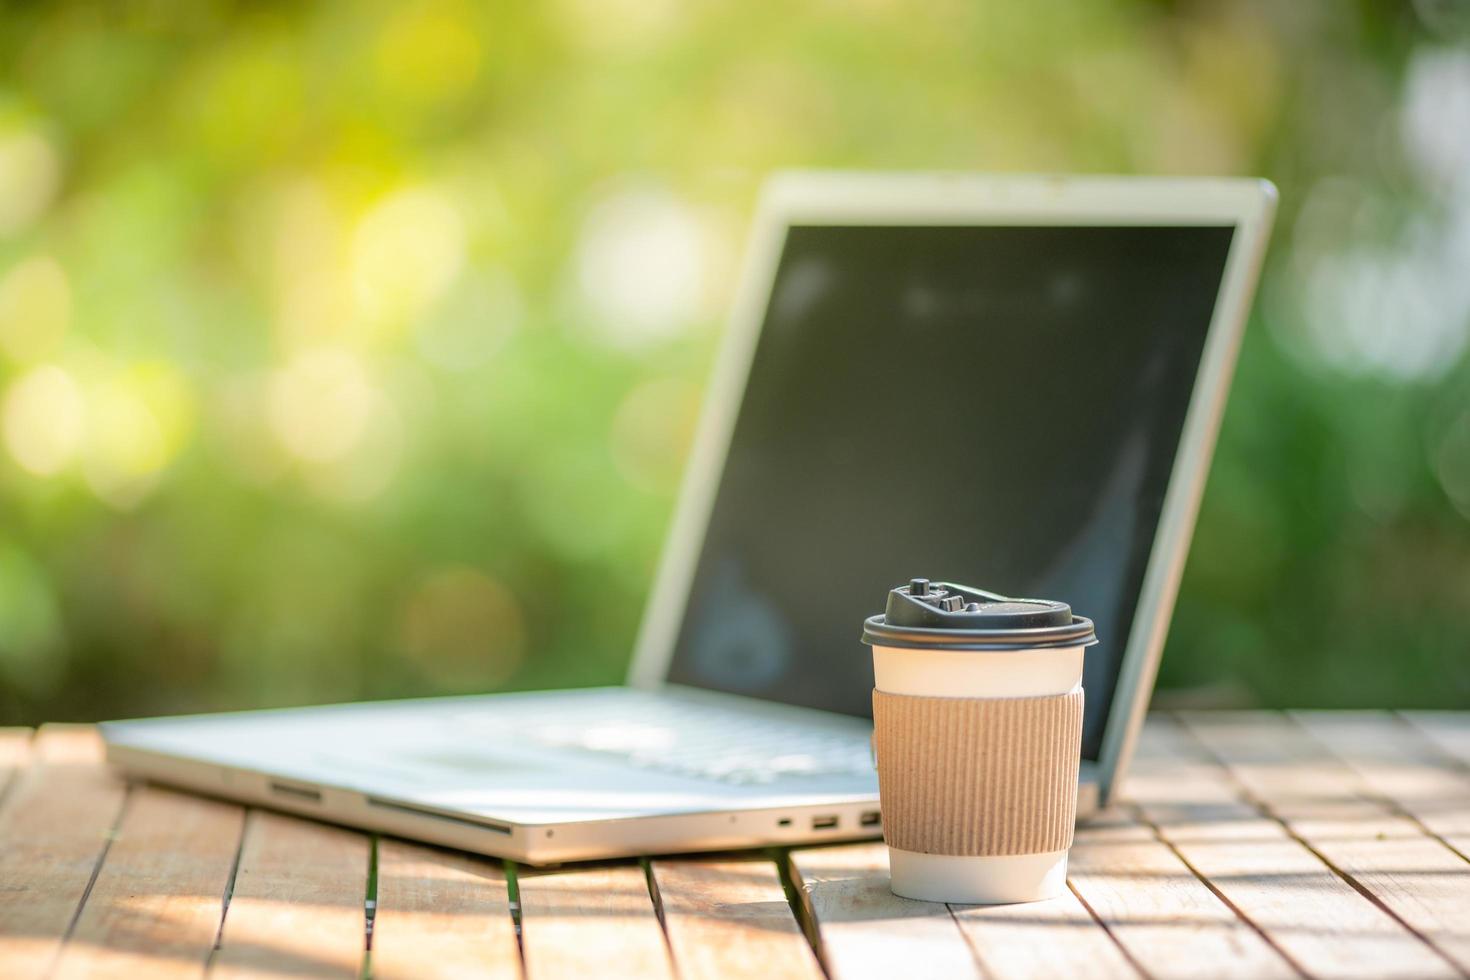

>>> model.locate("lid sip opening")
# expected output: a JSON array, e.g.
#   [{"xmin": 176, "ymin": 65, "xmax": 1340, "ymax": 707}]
[{"xmin": 863, "ymin": 579, "xmax": 1098, "ymax": 651}]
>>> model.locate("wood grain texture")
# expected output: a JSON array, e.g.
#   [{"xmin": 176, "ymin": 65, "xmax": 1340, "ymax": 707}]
[
  {"xmin": 52, "ymin": 784, "xmax": 246, "ymax": 980},
  {"xmin": 0, "ymin": 725, "xmax": 129, "ymax": 980},
  {"xmin": 518, "ymin": 863, "xmax": 674, "ymax": 979},
  {"xmin": 7, "ymin": 713, "xmax": 1468, "ymax": 980},
  {"xmin": 1295, "ymin": 711, "xmax": 1470, "ymax": 859},
  {"xmin": 1067, "ymin": 811, "xmax": 1297, "ymax": 979},
  {"xmin": 651, "ymin": 855, "xmax": 822, "ymax": 980},
  {"xmin": 1182, "ymin": 711, "xmax": 1470, "ymax": 976},
  {"xmin": 209, "ymin": 809, "xmax": 370, "ymax": 979},
  {"xmin": 1131, "ymin": 716, "xmax": 1454, "ymax": 979},
  {"xmin": 950, "ymin": 888, "xmax": 1141, "ymax": 980},
  {"xmin": 788, "ymin": 842, "xmax": 980, "ymax": 980},
  {"xmin": 371, "ymin": 838, "xmax": 520, "ymax": 980},
  {"xmin": 1404, "ymin": 712, "xmax": 1470, "ymax": 769}
]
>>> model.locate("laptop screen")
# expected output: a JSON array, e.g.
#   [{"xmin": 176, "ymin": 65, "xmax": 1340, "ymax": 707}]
[{"xmin": 666, "ymin": 223, "xmax": 1236, "ymax": 760}]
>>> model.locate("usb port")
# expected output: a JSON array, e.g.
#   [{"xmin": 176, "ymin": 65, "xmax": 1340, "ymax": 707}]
[
  {"xmin": 812, "ymin": 815, "xmax": 839, "ymax": 830},
  {"xmin": 860, "ymin": 810, "xmax": 882, "ymax": 827}
]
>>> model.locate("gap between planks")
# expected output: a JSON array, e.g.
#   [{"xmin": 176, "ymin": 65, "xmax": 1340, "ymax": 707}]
[
  {"xmin": 1303, "ymin": 711, "xmax": 1470, "ymax": 863},
  {"xmin": 209, "ymin": 808, "xmax": 371, "ymax": 979},
  {"xmin": 789, "ymin": 838, "xmax": 1150, "ymax": 980},
  {"xmin": 1065, "ymin": 810, "xmax": 1297, "ymax": 979},
  {"xmin": 0, "ymin": 725, "xmax": 818, "ymax": 980},
  {"xmin": 650, "ymin": 852, "xmax": 824, "ymax": 980},
  {"xmin": 0, "ymin": 728, "xmax": 383, "ymax": 980},
  {"xmin": 0, "ymin": 722, "xmax": 1306, "ymax": 980},
  {"xmin": 6, "ymin": 717, "xmax": 1468, "ymax": 980},
  {"xmin": 370, "ymin": 838, "xmax": 519, "ymax": 980},
  {"xmin": 1176, "ymin": 710, "xmax": 1470, "ymax": 977},
  {"xmin": 517, "ymin": 860, "xmax": 674, "ymax": 978},
  {"xmin": 0, "ymin": 726, "xmax": 130, "ymax": 980},
  {"xmin": 1129, "ymin": 715, "xmax": 1455, "ymax": 979},
  {"xmin": 51, "ymin": 783, "xmax": 246, "ymax": 979}
]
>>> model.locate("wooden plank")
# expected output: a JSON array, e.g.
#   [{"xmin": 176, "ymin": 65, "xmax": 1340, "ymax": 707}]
[
  {"xmin": 371, "ymin": 838, "xmax": 520, "ymax": 980},
  {"xmin": 52, "ymin": 784, "xmax": 246, "ymax": 980},
  {"xmin": 1067, "ymin": 810, "xmax": 1298, "ymax": 979},
  {"xmin": 0, "ymin": 725, "xmax": 129, "ymax": 980},
  {"xmin": 1132, "ymin": 716, "xmax": 1454, "ymax": 979},
  {"xmin": 651, "ymin": 854, "xmax": 822, "ymax": 980},
  {"xmin": 210, "ymin": 809, "xmax": 370, "ymax": 979},
  {"xmin": 951, "ymin": 876, "xmax": 1139, "ymax": 977},
  {"xmin": 0, "ymin": 728, "xmax": 31, "ymax": 805},
  {"xmin": 517, "ymin": 863, "xmax": 674, "ymax": 979},
  {"xmin": 1182, "ymin": 711, "xmax": 1470, "ymax": 975},
  {"xmin": 788, "ymin": 842, "xmax": 977, "ymax": 980},
  {"xmin": 1403, "ymin": 712, "xmax": 1470, "ymax": 772},
  {"xmin": 1295, "ymin": 711, "xmax": 1470, "ymax": 858}
]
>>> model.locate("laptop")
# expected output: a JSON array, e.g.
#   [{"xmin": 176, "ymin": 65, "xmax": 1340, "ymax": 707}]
[{"xmin": 103, "ymin": 173, "xmax": 1277, "ymax": 864}]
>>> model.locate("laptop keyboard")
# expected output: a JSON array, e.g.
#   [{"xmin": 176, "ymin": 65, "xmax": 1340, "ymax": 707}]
[{"xmin": 482, "ymin": 697, "xmax": 874, "ymax": 786}]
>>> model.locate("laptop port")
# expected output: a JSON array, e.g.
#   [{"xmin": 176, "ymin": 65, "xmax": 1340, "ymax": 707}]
[
  {"xmin": 777, "ymin": 817, "xmax": 792, "ymax": 827},
  {"xmin": 269, "ymin": 781, "xmax": 322, "ymax": 803},
  {"xmin": 860, "ymin": 810, "xmax": 882, "ymax": 827},
  {"xmin": 812, "ymin": 815, "xmax": 839, "ymax": 830}
]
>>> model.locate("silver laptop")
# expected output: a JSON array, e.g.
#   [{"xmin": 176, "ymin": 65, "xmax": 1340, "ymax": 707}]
[{"xmin": 103, "ymin": 173, "xmax": 1276, "ymax": 864}]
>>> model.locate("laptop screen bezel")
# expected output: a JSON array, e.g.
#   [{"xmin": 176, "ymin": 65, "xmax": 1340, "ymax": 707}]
[{"xmin": 627, "ymin": 172, "xmax": 1277, "ymax": 803}]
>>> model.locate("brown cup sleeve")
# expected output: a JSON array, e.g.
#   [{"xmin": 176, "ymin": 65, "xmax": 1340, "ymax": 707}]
[{"xmin": 872, "ymin": 687, "xmax": 1084, "ymax": 857}]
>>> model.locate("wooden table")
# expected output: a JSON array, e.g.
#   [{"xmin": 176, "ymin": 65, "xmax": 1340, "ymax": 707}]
[{"xmin": 1, "ymin": 711, "xmax": 1467, "ymax": 979}]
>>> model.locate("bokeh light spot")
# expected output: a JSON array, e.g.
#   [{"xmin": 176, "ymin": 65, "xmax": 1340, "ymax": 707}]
[
  {"xmin": 574, "ymin": 184, "xmax": 708, "ymax": 348},
  {"xmin": 269, "ymin": 347, "xmax": 375, "ymax": 463},
  {"xmin": 1298, "ymin": 234, "xmax": 1470, "ymax": 382},
  {"xmin": 0, "ymin": 257, "xmax": 71, "ymax": 363},
  {"xmin": 82, "ymin": 364, "xmax": 194, "ymax": 510},
  {"xmin": 3, "ymin": 365, "xmax": 84, "ymax": 476},
  {"xmin": 1401, "ymin": 48, "xmax": 1470, "ymax": 192},
  {"xmin": 395, "ymin": 566, "xmax": 525, "ymax": 687},
  {"xmin": 352, "ymin": 187, "xmax": 466, "ymax": 326},
  {"xmin": 1281, "ymin": 167, "xmax": 1470, "ymax": 383},
  {"xmin": 267, "ymin": 179, "xmax": 353, "ymax": 351},
  {"xmin": 303, "ymin": 395, "xmax": 404, "ymax": 503},
  {"xmin": 0, "ymin": 130, "xmax": 61, "ymax": 235},
  {"xmin": 554, "ymin": 0, "xmax": 684, "ymax": 50}
]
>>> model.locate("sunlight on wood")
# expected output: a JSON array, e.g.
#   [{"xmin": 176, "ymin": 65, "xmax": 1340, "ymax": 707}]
[
  {"xmin": 372, "ymin": 839, "xmax": 518, "ymax": 980},
  {"xmin": 653, "ymin": 856, "xmax": 822, "ymax": 980},
  {"xmin": 52, "ymin": 787, "xmax": 244, "ymax": 980},
  {"xmin": 791, "ymin": 843, "xmax": 982, "ymax": 980},
  {"xmin": 519, "ymin": 864, "xmax": 674, "ymax": 979},
  {"xmin": 212, "ymin": 810, "xmax": 369, "ymax": 979}
]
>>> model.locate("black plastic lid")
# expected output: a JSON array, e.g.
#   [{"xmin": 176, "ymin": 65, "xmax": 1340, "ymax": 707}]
[{"xmin": 861, "ymin": 578, "xmax": 1097, "ymax": 651}]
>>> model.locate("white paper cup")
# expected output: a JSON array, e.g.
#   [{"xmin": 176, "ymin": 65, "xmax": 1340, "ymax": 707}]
[
  {"xmin": 863, "ymin": 580, "xmax": 1094, "ymax": 906},
  {"xmin": 873, "ymin": 642, "xmax": 1083, "ymax": 904}
]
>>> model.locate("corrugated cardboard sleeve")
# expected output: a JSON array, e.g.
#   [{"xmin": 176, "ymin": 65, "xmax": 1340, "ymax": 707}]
[{"xmin": 872, "ymin": 687, "xmax": 1084, "ymax": 856}]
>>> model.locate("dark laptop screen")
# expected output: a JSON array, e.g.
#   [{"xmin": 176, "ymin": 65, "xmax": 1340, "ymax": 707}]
[{"xmin": 666, "ymin": 223, "xmax": 1236, "ymax": 759}]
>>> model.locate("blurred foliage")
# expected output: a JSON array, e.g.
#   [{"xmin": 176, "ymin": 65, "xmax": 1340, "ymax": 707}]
[{"xmin": 0, "ymin": 0, "xmax": 1466, "ymax": 725}]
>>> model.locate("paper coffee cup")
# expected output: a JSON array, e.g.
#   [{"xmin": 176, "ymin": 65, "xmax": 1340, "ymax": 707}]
[{"xmin": 862, "ymin": 579, "xmax": 1096, "ymax": 905}]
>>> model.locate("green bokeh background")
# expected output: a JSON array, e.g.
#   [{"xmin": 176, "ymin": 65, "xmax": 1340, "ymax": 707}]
[{"xmin": 0, "ymin": 0, "xmax": 1467, "ymax": 725}]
